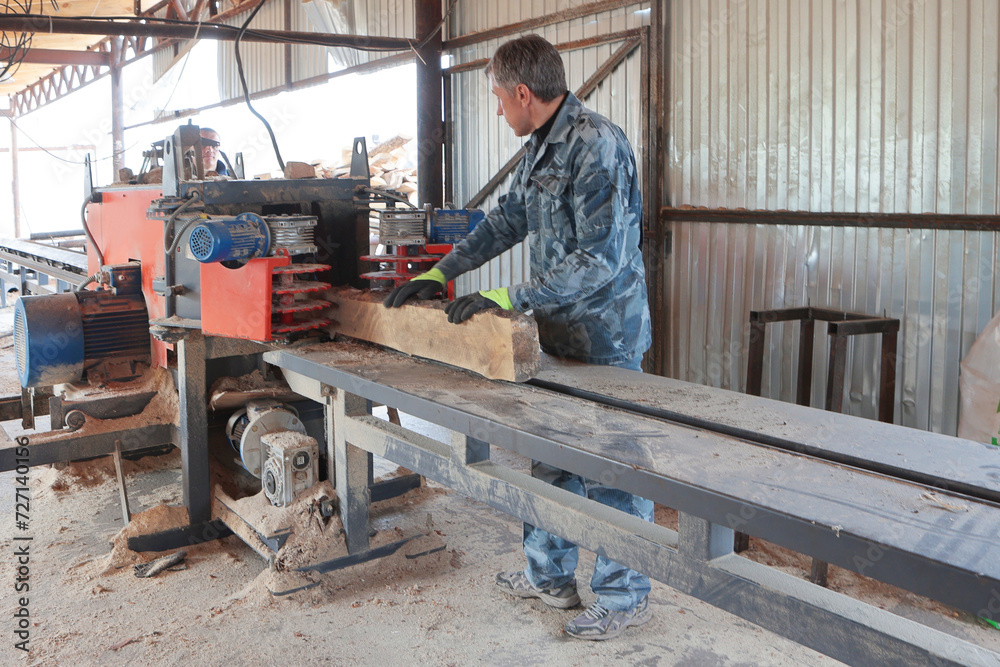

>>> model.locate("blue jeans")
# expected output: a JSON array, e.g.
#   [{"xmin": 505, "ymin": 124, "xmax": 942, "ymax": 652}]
[{"xmin": 522, "ymin": 354, "xmax": 654, "ymax": 611}]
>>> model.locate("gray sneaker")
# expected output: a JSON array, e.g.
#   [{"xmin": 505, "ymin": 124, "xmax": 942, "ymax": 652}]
[
  {"xmin": 564, "ymin": 597, "xmax": 652, "ymax": 640},
  {"xmin": 495, "ymin": 570, "xmax": 581, "ymax": 609}
]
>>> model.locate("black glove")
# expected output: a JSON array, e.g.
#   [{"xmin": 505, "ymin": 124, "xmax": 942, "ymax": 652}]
[
  {"xmin": 383, "ymin": 272, "xmax": 445, "ymax": 308},
  {"xmin": 445, "ymin": 292, "xmax": 501, "ymax": 323}
]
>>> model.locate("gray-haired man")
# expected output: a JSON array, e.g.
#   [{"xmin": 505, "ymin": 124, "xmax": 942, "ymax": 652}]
[{"xmin": 385, "ymin": 34, "xmax": 653, "ymax": 640}]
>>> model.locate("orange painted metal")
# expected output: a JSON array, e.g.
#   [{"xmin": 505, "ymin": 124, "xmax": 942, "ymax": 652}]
[
  {"xmin": 200, "ymin": 256, "xmax": 290, "ymax": 341},
  {"xmin": 85, "ymin": 187, "xmax": 170, "ymax": 367}
]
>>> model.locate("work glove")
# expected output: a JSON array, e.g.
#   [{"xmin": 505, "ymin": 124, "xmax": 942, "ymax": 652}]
[
  {"xmin": 445, "ymin": 288, "xmax": 513, "ymax": 324},
  {"xmin": 383, "ymin": 267, "xmax": 446, "ymax": 308}
]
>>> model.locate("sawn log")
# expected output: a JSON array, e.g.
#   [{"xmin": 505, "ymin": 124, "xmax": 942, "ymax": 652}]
[{"xmin": 323, "ymin": 287, "xmax": 541, "ymax": 382}]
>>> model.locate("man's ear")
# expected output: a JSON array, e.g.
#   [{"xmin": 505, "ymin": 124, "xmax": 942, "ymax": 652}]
[{"xmin": 514, "ymin": 83, "xmax": 532, "ymax": 107}]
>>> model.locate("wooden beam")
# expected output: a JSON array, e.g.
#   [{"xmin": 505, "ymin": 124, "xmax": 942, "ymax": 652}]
[{"xmin": 325, "ymin": 287, "xmax": 541, "ymax": 383}]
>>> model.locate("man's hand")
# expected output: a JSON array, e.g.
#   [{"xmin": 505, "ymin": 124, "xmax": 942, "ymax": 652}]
[
  {"xmin": 383, "ymin": 268, "xmax": 446, "ymax": 308},
  {"xmin": 445, "ymin": 288, "xmax": 513, "ymax": 323}
]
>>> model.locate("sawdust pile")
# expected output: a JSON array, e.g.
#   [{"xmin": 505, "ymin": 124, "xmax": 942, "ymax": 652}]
[
  {"xmin": 221, "ymin": 480, "xmax": 450, "ymax": 608},
  {"xmin": 32, "ymin": 447, "xmax": 180, "ymax": 496},
  {"xmin": 106, "ymin": 504, "xmax": 191, "ymax": 570},
  {"xmin": 31, "ymin": 366, "xmax": 179, "ymax": 444}
]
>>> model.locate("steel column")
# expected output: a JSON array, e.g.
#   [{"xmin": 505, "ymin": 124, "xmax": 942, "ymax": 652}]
[
  {"xmin": 652, "ymin": 0, "xmax": 668, "ymax": 376},
  {"xmin": 332, "ymin": 389, "xmax": 372, "ymax": 554},
  {"xmin": 880, "ymin": 332, "xmax": 899, "ymax": 424},
  {"xmin": 825, "ymin": 333, "xmax": 849, "ymax": 414},
  {"xmin": 416, "ymin": 0, "xmax": 444, "ymax": 208},
  {"xmin": 109, "ymin": 37, "xmax": 126, "ymax": 177},
  {"xmin": 796, "ymin": 319, "xmax": 815, "ymax": 406},
  {"xmin": 9, "ymin": 117, "xmax": 20, "ymax": 238},
  {"xmin": 177, "ymin": 331, "xmax": 211, "ymax": 524}
]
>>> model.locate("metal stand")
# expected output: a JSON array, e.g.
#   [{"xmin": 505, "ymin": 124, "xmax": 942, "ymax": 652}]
[{"xmin": 743, "ymin": 307, "xmax": 900, "ymax": 584}]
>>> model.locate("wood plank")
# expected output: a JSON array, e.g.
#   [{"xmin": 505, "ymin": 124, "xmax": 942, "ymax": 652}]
[{"xmin": 324, "ymin": 287, "xmax": 540, "ymax": 382}]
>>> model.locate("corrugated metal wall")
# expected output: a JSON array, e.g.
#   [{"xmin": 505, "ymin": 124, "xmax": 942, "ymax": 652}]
[
  {"xmin": 665, "ymin": 0, "xmax": 1000, "ymax": 435},
  {"xmin": 212, "ymin": 0, "xmax": 413, "ymax": 101},
  {"xmin": 448, "ymin": 1, "xmax": 651, "ymax": 295}
]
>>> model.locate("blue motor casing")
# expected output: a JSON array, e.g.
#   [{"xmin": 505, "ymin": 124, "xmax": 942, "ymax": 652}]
[
  {"xmin": 429, "ymin": 208, "xmax": 484, "ymax": 244},
  {"xmin": 14, "ymin": 293, "xmax": 85, "ymax": 388},
  {"xmin": 189, "ymin": 212, "xmax": 271, "ymax": 263},
  {"xmin": 15, "ymin": 264, "xmax": 151, "ymax": 388}
]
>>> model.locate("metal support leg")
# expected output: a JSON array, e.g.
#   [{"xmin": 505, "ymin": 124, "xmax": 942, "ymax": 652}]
[
  {"xmin": 112, "ymin": 438, "xmax": 131, "ymax": 525},
  {"xmin": 746, "ymin": 321, "xmax": 766, "ymax": 396},
  {"xmin": 178, "ymin": 331, "xmax": 211, "ymax": 524},
  {"xmin": 879, "ymin": 330, "xmax": 898, "ymax": 424},
  {"xmin": 679, "ymin": 512, "xmax": 734, "ymax": 562},
  {"xmin": 20, "ymin": 386, "xmax": 33, "ymax": 430},
  {"xmin": 825, "ymin": 331, "xmax": 848, "ymax": 414},
  {"xmin": 796, "ymin": 318, "xmax": 815, "ymax": 406},
  {"xmin": 332, "ymin": 389, "xmax": 371, "ymax": 554},
  {"xmin": 452, "ymin": 433, "xmax": 489, "ymax": 465},
  {"xmin": 739, "ymin": 318, "xmax": 768, "ymax": 552},
  {"xmin": 815, "ymin": 330, "xmax": 848, "ymax": 585}
]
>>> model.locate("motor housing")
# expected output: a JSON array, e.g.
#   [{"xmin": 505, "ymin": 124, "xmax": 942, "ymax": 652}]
[
  {"xmin": 15, "ymin": 263, "xmax": 151, "ymax": 388},
  {"xmin": 189, "ymin": 212, "xmax": 271, "ymax": 263}
]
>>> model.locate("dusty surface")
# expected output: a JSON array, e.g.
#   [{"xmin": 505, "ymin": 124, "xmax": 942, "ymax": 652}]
[{"xmin": 1, "ymin": 346, "xmax": 998, "ymax": 665}]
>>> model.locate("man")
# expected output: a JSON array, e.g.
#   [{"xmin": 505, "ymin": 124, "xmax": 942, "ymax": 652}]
[
  {"xmin": 384, "ymin": 34, "xmax": 653, "ymax": 641},
  {"xmin": 199, "ymin": 127, "xmax": 229, "ymax": 176}
]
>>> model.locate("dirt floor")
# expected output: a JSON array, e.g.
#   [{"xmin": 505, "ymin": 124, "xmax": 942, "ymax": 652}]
[{"xmin": 1, "ymin": 304, "xmax": 998, "ymax": 664}]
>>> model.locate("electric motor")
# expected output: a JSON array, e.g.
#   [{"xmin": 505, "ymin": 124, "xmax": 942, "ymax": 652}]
[
  {"xmin": 189, "ymin": 212, "xmax": 271, "ymax": 263},
  {"xmin": 15, "ymin": 264, "xmax": 150, "ymax": 388}
]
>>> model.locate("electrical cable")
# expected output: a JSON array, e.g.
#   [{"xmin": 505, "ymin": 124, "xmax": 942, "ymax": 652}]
[
  {"xmin": 163, "ymin": 190, "xmax": 202, "ymax": 254},
  {"xmin": 1, "ymin": 0, "xmax": 34, "ymax": 84},
  {"xmin": 8, "ymin": 116, "xmax": 143, "ymax": 164},
  {"xmin": 365, "ymin": 186, "xmax": 416, "ymax": 209},
  {"xmin": 415, "ymin": 0, "xmax": 460, "ymax": 51},
  {"xmin": 75, "ymin": 270, "xmax": 108, "ymax": 292},
  {"xmin": 234, "ymin": 0, "xmax": 284, "ymax": 171},
  {"xmin": 79, "ymin": 195, "xmax": 105, "ymax": 272}
]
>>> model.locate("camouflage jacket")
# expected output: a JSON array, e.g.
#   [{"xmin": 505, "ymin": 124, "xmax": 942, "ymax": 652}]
[{"xmin": 435, "ymin": 92, "xmax": 651, "ymax": 365}]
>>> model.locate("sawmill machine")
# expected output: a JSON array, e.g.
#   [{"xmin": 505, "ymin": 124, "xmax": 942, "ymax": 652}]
[
  {"xmin": 11, "ymin": 123, "xmax": 381, "ymax": 511},
  {"xmin": 12, "ymin": 123, "xmax": 486, "ymax": 515}
]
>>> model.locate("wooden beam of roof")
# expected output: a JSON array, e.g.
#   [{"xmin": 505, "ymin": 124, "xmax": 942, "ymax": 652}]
[{"xmin": 0, "ymin": 47, "xmax": 110, "ymax": 66}]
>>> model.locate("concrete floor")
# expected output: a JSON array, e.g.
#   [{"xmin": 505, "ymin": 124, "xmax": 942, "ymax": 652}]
[{"xmin": 2, "ymin": 403, "xmax": 997, "ymax": 666}]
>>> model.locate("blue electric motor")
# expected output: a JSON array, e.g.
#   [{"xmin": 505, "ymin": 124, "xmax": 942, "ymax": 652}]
[
  {"xmin": 429, "ymin": 208, "xmax": 484, "ymax": 244},
  {"xmin": 14, "ymin": 264, "xmax": 151, "ymax": 388},
  {"xmin": 188, "ymin": 212, "xmax": 271, "ymax": 263}
]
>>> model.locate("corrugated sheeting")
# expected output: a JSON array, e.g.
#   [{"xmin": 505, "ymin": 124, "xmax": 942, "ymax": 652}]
[
  {"xmin": 216, "ymin": 0, "xmax": 413, "ymax": 101},
  {"xmin": 150, "ymin": 5, "xmax": 185, "ymax": 83},
  {"xmin": 665, "ymin": 221, "xmax": 1000, "ymax": 435},
  {"xmin": 665, "ymin": 1, "xmax": 1000, "ymax": 435},
  {"xmin": 448, "ymin": 1, "xmax": 651, "ymax": 295}
]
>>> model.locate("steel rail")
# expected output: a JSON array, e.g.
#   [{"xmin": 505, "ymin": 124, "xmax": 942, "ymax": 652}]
[{"xmin": 528, "ymin": 376, "xmax": 1000, "ymax": 506}]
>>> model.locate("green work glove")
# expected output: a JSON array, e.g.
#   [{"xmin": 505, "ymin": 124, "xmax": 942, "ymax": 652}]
[
  {"xmin": 383, "ymin": 267, "xmax": 446, "ymax": 308},
  {"xmin": 445, "ymin": 287, "xmax": 513, "ymax": 324}
]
